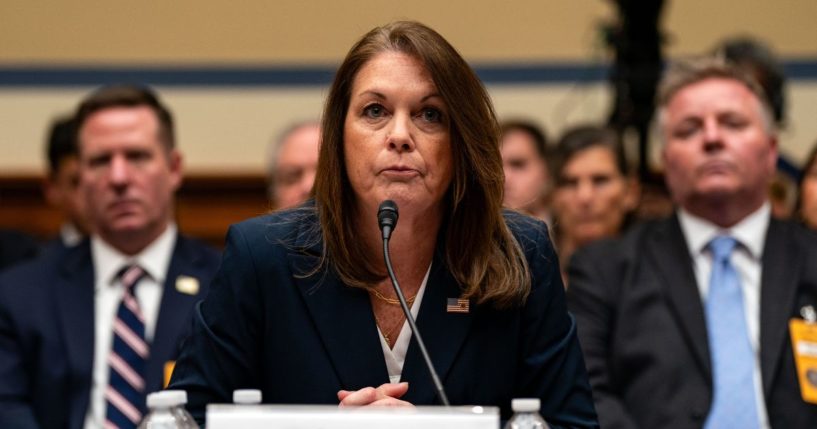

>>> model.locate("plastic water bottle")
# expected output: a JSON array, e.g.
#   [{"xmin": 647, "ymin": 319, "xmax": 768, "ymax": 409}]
[
  {"xmin": 137, "ymin": 390, "xmax": 198, "ymax": 429},
  {"xmin": 233, "ymin": 389, "xmax": 263, "ymax": 405},
  {"xmin": 504, "ymin": 398, "xmax": 549, "ymax": 429}
]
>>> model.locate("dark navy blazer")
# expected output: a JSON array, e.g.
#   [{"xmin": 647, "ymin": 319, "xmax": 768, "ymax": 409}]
[
  {"xmin": 0, "ymin": 235, "xmax": 220, "ymax": 429},
  {"xmin": 169, "ymin": 207, "xmax": 598, "ymax": 428}
]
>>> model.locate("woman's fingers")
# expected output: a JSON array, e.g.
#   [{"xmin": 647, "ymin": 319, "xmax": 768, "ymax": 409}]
[
  {"xmin": 337, "ymin": 382, "xmax": 411, "ymax": 407},
  {"xmin": 338, "ymin": 386, "xmax": 379, "ymax": 407},
  {"xmin": 375, "ymin": 382, "xmax": 409, "ymax": 399}
]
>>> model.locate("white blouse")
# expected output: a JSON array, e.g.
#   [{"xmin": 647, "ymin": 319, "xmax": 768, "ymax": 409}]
[{"xmin": 376, "ymin": 264, "xmax": 431, "ymax": 384}]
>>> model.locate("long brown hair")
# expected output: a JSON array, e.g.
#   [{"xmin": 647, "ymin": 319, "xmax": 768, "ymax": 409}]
[{"xmin": 313, "ymin": 21, "xmax": 530, "ymax": 308}]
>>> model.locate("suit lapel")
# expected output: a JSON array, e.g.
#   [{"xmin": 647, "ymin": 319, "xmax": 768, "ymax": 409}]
[
  {"xmin": 650, "ymin": 216, "xmax": 712, "ymax": 377},
  {"xmin": 401, "ymin": 253, "xmax": 472, "ymax": 405},
  {"xmin": 147, "ymin": 235, "xmax": 204, "ymax": 392},
  {"xmin": 285, "ymin": 211, "xmax": 472, "ymax": 401},
  {"xmin": 55, "ymin": 243, "xmax": 96, "ymax": 382},
  {"xmin": 287, "ymin": 226, "xmax": 389, "ymax": 391},
  {"xmin": 54, "ymin": 242, "xmax": 95, "ymax": 429},
  {"xmin": 758, "ymin": 219, "xmax": 800, "ymax": 396}
]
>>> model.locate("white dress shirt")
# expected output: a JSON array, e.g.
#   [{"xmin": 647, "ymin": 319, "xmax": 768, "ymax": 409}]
[
  {"xmin": 377, "ymin": 264, "xmax": 431, "ymax": 384},
  {"xmin": 677, "ymin": 203, "xmax": 770, "ymax": 429},
  {"xmin": 83, "ymin": 224, "xmax": 177, "ymax": 429}
]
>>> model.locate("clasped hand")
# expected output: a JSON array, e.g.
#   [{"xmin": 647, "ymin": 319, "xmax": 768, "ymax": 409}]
[{"xmin": 337, "ymin": 382, "xmax": 414, "ymax": 407}]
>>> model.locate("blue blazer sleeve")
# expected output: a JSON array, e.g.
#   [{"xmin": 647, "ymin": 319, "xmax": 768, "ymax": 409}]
[
  {"xmin": 509, "ymin": 215, "xmax": 598, "ymax": 428},
  {"xmin": 169, "ymin": 223, "xmax": 266, "ymax": 423}
]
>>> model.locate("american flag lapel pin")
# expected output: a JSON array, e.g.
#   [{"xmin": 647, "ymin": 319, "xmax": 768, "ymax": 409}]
[{"xmin": 446, "ymin": 297, "xmax": 470, "ymax": 314}]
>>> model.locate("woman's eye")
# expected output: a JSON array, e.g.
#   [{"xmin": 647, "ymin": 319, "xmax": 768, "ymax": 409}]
[
  {"xmin": 592, "ymin": 175, "xmax": 613, "ymax": 187},
  {"xmin": 421, "ymin": 108, "xmax": 442, "ymax": 123},
  {"xmin": 363, "ymin": 104, "xmax": 385, "ymax": 118}
]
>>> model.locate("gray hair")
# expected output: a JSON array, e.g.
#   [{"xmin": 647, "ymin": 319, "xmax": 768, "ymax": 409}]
[
  {"xmin": 656, "ymin": 56, "xmax": 776, "ymax": 140},
  {"xmin": 266, "ymin": 119, "xmax": 321, "ymax": 192}
]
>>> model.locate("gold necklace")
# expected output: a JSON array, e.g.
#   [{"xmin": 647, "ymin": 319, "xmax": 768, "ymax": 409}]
[
  {"xmin": 369, "ymin": 288, "xmax": 417, "ymax": 306},
  {"xmin": 373, "ymin": 312, "xmax": 405, "ymax": 348}
]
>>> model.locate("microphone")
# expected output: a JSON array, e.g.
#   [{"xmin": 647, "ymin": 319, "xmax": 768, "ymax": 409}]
[
  {"xmin": 377, "ymin": 200, "xmax": 398, "ymax": 240},
  {"xmin": 377, "ymin": 200, "xmax": 450, "ymax": 406}
]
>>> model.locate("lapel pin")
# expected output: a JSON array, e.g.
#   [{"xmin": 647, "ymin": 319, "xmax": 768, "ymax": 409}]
[
  {"xmin": 175, "ymin": 276, "xmax": 200, "ymax": 295},
  {"xmin": 446, "ymin": 297, "xmax": 470, "ymax": 314},
  {"xmin": 801, "ymin": 305, "xmax": 816, "ymax": 323}
]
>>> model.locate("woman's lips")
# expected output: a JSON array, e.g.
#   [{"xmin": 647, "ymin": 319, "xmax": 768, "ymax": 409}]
[{"xmin": 381, "ymin": 166, "xmax": 420, "ymax": 179}]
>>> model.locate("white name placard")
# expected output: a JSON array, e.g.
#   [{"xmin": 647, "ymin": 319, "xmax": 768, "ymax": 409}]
[{"xmin": 207, "ymin": 404, "xmax": 499, "ymax": 429}]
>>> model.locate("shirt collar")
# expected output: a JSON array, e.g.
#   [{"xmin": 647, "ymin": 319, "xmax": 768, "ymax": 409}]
[
  {"xmin": 677, "ymin": 202, "xmax": 770, "ymax": 259},
  {"xmin": 91, "ymin": 224, "xmax": 178, "ymax": 289}
]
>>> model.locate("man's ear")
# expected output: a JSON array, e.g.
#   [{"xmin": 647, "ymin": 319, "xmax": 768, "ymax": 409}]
[{"xmin": 168, "ymin": 149, "xmax": 183, "ymax": 192}]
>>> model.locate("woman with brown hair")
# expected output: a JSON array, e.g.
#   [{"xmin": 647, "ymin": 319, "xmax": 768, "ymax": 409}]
[
  {"xmin": 550, "ymin": 125, "xmax": 639, "ymax": 279},
  {"xmin": 169, "ymin": 21, "xmax": 596, "ymax": 427}
]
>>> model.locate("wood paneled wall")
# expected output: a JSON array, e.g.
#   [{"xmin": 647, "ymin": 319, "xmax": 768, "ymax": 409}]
[{"xmin": 0, "ymin": 174, "xmax": 271, "ymax": 248}]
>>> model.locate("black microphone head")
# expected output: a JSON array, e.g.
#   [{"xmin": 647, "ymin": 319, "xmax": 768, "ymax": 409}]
[{"xmin": 377, "ymin": 200, "xmax": 399, "ymax": 238}]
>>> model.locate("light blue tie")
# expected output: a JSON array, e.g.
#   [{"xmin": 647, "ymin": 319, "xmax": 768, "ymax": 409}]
[{"xmin": 704, "ymin": 236, "xmax": 760, "ymax": 429}]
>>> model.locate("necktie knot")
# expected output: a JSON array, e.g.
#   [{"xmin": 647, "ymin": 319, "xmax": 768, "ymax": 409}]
[
  {"xmin": 709, "ymin": 236, "xmax": 737, "ymax": 263},
  {"xmin": 117, "ymin": 265, "xmax": 146, "ymax": 292}
]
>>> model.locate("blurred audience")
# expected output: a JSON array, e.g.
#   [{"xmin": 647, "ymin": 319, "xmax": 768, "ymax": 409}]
[
  {"xmin": 632, "ymin": 174, "xmax": 674, "ymax": 221},
  {"xmin": 0, "ymin": 85, "xmax": 220, "ymax": 429},
  {"xmin": 797, "ymin": 141, "xmax": 817, "ymax": 230},
  {"xmin": 267, "ymin": 120, "xmax": 320, "ymax": 209},
  {"xmin": 43, "ymin": 115, "xmax": 91, "ymax": 248},
  {"xmin": 499, "ymin": 120, "xmax": 552, "ymax": 223},
  {"xmin": 567, "ymin": 57, "xmax": 817, "ymax": 428},
  {"xmin": 551, "ymin": 125, "xmax": 638, "ymax": 276},
  {"xmin": 769, "ymin": 169, "xmax": 798, "ymax": 219}
]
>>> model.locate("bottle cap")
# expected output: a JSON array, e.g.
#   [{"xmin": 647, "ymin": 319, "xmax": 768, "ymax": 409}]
[
  {"xmin": 233, "ymin": 389, "xmax": 263, "ymax": 404},
  {"xmin": 146, "ymin": 390, "xmax": 188, "ymax": 408},
  {"xmin": 511, "ymin": 398, "xmax": 541, "ymax": 412},
  {"xmin": 165, "ymin": 389, "xmax": 188, "ymax": 405}
]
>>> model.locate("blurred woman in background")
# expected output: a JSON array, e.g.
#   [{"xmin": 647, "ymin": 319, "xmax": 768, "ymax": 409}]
[{"xmin": 551, "ymin": 125, "xmax": 639, "ymax": 279}]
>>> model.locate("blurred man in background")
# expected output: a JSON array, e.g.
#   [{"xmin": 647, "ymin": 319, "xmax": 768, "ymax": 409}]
[
  {"xmin": 43, "ymin": 115, "xmax": 91, "ymax": 248},
  {"xmin": 568, "ymin": 57, "xmax": 817, "ymax": 428},
  {"xmin": 0, "ymin": 85, "xmax": 220, "ymax": 429},
  {"xmin": 500, "ymin": 120, "xmax": 552, "ymax": 224},
  {"xmin": 266, "ymin": 120, "xmax": 320, "ymax": 210}
]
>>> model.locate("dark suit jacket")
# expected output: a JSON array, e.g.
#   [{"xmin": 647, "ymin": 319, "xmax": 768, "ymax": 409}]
[
  {"xmin": 168, "ymin": 208, "xmax": 598, "ymax": 428},
  {"xmin": 0, "ymin": 234, "xmax": 220, "ymax": 429},
  {"xmin": 566, "ymin": 214, "xmax": 817, "ymax": 429},
  {"xmin": 0, "ymin": 229, "xmax": 39, "ymax": 272}
]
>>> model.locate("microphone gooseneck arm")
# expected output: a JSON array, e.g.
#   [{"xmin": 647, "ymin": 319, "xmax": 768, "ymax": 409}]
[{"xmin": 377, "ymin": 200, "xmax": 450, "ymax": 407}]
